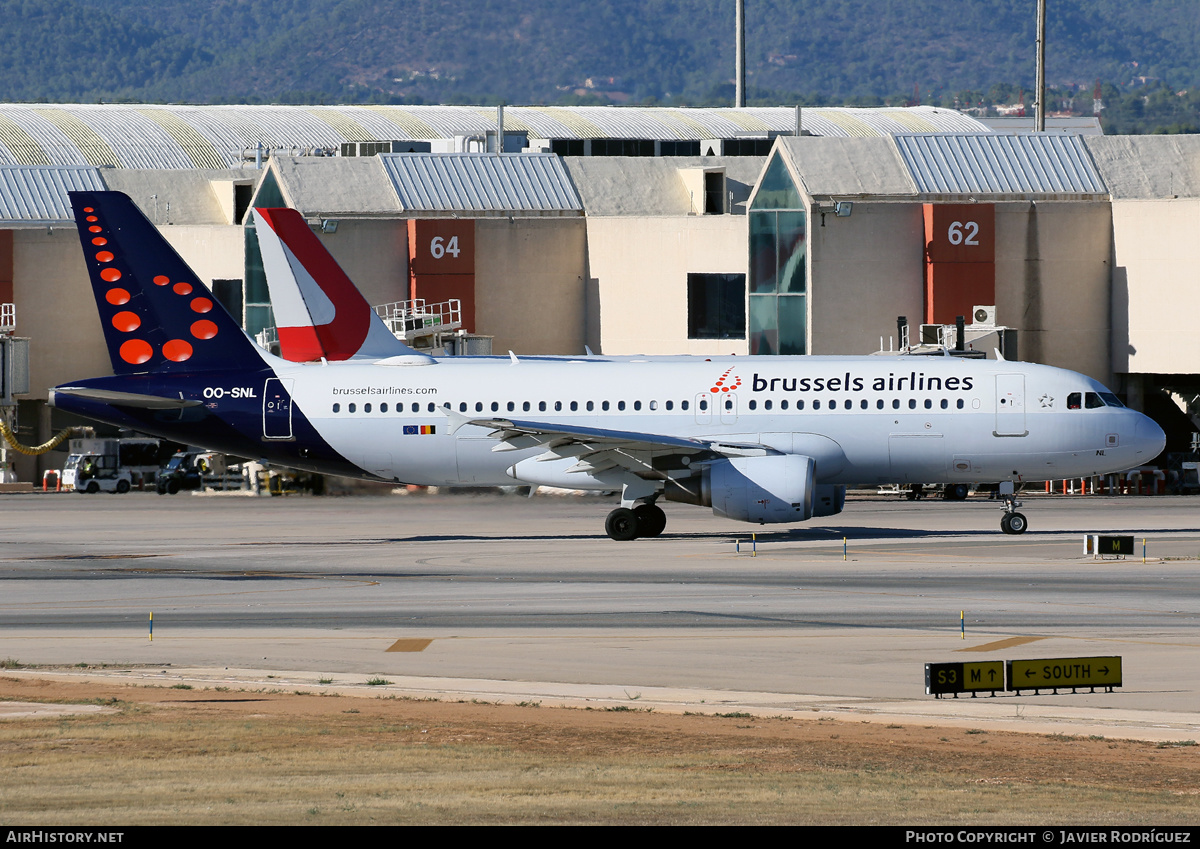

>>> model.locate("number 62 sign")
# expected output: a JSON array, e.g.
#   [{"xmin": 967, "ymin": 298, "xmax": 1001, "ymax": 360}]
[{"xmin": 924, "ymin": 203, "xmax": 993, "ymax": 262}]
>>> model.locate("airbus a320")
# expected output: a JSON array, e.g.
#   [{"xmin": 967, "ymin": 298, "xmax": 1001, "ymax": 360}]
[{"xmin": 50, "ymin": 192, "xmax": 1165, "ymax": 539}]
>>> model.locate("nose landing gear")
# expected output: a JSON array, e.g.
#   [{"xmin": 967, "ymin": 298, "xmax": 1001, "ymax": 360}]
[
  {"xmin": 998, "ymin": 481, "xmax": 1027, "ymax": 535},
  {"xmin": 1000, "ymin": 510, "xmax": 1027, "ymax": 534}
]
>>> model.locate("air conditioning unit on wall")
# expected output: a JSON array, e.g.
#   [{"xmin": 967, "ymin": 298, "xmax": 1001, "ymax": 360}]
[{"xmin": 972, "ymin": 305, "xmax": 997, "ymax": 327}]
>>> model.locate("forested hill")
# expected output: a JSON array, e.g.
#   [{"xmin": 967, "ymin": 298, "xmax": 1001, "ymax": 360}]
[{"xmin": 4, "ymin": 0, "xmax": 1198, "ymax": 129}]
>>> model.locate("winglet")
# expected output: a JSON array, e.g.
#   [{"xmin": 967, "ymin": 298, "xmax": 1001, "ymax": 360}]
[{"xmin": 441, "ymin": 405, "xmax": 472, "ymax": 435}]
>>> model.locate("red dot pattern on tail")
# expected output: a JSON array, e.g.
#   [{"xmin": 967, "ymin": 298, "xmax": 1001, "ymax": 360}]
[
  {"xmin": 162, "ymin": 339, "xmax": 193, "ymax": 362},
  {"xmin": 112, "ymin": 311, "xmax": 140, "ymax": 332},
  {"xmin": 85, "ymin": 206, "xmax": 218, "ymax": 367},
  {"xmin": 119, "ymin": 339, "xmax": 152, "ymax": 365}
]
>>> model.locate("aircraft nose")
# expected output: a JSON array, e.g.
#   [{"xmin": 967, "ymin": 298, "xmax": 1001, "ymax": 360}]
[{"xmin": 1135, "ymin": 413, "xmax": 1166, "ymax": 459}]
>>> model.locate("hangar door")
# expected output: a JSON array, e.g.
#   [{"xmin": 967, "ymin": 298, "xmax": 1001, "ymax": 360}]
[{"xmin": 924, "ymin": 204, "xmax": 995, "ymax": 326}]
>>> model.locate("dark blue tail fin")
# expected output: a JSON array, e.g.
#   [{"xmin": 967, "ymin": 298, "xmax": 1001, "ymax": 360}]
[{"xmin": 70, "ymin": 191, "xmax": 266, "ymax": 374}]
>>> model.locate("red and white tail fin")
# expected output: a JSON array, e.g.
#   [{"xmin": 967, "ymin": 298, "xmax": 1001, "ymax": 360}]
[{"xmin": 253, "ymin": 208, "xmax": 417, "ymax": 362}]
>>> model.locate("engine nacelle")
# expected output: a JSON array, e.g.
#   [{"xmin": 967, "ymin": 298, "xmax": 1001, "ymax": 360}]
[
  {"xmin": 711, "ymin": 455, "xmax": 819, "ymax": 523},
  {"xmin": 812, "ymin": 484, "xmax": 846, "ymax": 517},
  {"xmin": 663, "ymin": 456, "xmax": 846, "ymax": 524}
]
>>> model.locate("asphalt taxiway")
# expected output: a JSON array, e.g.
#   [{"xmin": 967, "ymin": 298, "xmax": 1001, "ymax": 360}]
[{"xmin": 2, "ymin": 490, "xmax": 1199, "ymax": 739}]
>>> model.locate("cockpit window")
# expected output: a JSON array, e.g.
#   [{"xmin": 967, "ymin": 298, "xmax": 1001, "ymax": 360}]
[
  {"xmin": 1098, "ymin": 392, "xmax": 1124, "ymax": 408},
  {"xmin": 1067, "ymin": 392, "xmax": 1081, "ymax": 409},
  {"xmin": 1085, "ymin": 392, "xmax": 1105, "ymax": 409}
]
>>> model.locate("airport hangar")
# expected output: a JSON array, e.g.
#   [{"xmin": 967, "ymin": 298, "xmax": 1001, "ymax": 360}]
[{"xmin": 0, "ymin": 103, "xmax": 1196, "ymax": 484}]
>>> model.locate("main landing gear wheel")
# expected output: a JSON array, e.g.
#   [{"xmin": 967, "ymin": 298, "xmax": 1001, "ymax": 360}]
[
  {"xmin": 1000, "ymin": 512, "xmax": 1028, "ymax": 535},
  {"xmin": 633, "ymin": 503, "xmax": 667, "ymax": 538},
  {"xmin": 605, "ymin": 507, "xmax": 640, "ymax": 541},
  {"xmin": 944, "ymin": 483, "xmax": 970, "ymax": 501}
]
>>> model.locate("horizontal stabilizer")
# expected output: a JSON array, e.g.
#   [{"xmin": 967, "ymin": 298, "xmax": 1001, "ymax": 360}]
[{"xmin": 50, "ymin": 387, "xmax": 201, "ymax": 410}]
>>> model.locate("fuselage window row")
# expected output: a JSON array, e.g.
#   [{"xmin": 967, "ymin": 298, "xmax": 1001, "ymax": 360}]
[
  {"xmin": 333, "ymin": 399, "xmax": 701, "ymax": 414},
  {"xmin": 333, "ymin": 396, "xmax": 969, "ymax": 414},
  {"xmin": 333, "ymin": 395, "xmax": 969, "ymax": 414}
]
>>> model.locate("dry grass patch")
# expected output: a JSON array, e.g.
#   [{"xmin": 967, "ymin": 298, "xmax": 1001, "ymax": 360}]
[{"xmin": 0, "ymin": 676, "xmax": 1197, "ymax": 825}]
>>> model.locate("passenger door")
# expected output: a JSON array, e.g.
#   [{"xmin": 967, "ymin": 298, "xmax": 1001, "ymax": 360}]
[
  {"xmin": 994, "ymin": 374, "xmax": 1027, "ymax": 437},
  {"xmin": 262, "ymin": 378, "xmax": 295, "ymax": 440}
]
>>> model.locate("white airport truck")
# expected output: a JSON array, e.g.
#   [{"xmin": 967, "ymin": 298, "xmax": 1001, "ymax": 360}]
[{"xmin": 61, "ymin": 437, "xmax": 160, "ymax": 493}]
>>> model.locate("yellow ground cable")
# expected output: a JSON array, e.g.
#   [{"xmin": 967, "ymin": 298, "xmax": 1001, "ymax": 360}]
[{"xmin": 0, "ymin": 419, "xmax": 78, "ymax": 456}]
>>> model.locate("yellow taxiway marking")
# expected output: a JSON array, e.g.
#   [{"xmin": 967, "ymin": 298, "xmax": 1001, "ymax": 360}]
[
  {"xmin": 387, "ymin": 639, "xmax": 433, "ymax": 653},
  {"xmin": 957, "ymin": 635, "xmax": 1048, "ymax": 652}
]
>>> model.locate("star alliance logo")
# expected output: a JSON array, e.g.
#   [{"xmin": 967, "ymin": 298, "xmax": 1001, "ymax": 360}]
[{"xmin": 1039, "ymin": 394, "xmax": 1054, "ymax": 408}]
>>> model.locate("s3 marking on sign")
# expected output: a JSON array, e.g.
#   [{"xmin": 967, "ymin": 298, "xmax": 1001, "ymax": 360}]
[{"xmin": 925, "ymin": 661, "xmax": 1004, "ymax": 696}]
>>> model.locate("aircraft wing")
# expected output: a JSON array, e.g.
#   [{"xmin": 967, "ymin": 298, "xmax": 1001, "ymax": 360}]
[{"xmin": 446, "ymin": 409, "xmax": 777, "ymax": 478}]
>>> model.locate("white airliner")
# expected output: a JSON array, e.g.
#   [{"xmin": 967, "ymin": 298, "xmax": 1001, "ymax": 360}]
[{"xmin": 51, "ymin": 192, "xmax": 1166, "ymax": 540}]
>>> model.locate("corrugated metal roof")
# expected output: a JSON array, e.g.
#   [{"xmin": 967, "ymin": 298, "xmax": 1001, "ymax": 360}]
[
  {"xmin": 894, "ymin": 134, "xmax": 1107, "ymax": 197},
  {"xmin": 1085, "ymin": 135, "xmax": 1200, "ymax": 198},
  {"xmin": 379, "ymin": 153, "xmax": 582, "ymax": 216},
  {"xmin": 0, "ymin": 104, "xmax": 992, "ymax": 170},
  {"xmin": 0, "ymin": 113, "xmax": 52, "ymax": 166},
  {"xmin": 137, "ymin": 108, "xmax": 228, "ymax": 169},
  {"xmin": 0, "ymin": 165, "xmax": 105, "ymax": 223},
  {"xmin": 32, "ymin": 108, "xmax": 121, "ymax": 168}
]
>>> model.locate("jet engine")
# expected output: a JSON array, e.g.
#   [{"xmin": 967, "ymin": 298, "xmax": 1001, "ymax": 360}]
[
  {"xmin": 664, "ymin": 455, "xmax": 843, "ymax": 524},
  {"xmin": 811, "ymin": 482, "xmax": 846, "ymax": 517}
]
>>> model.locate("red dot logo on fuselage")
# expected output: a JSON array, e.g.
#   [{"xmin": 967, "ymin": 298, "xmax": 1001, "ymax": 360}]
[{"xmin": 710, "ymin": 368, "xmax": 742, "ymax": 393}]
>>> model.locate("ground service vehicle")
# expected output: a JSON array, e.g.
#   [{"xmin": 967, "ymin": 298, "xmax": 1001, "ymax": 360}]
[
  {"xmin": 61, "ymin": 437, "xmax": 158, "ymax": 493},
  {"xmin": 63, "ymin": 452, "xmax": 132, "ymax": 494},
  {"xmin": 156, "ymin": 451, "xmax": 203, "ymax": 494}
]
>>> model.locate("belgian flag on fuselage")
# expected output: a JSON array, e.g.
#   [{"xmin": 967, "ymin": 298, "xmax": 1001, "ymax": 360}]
[{"xmin": 69, "ymin": 191, "xmax": 266, "ymax": 375}]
